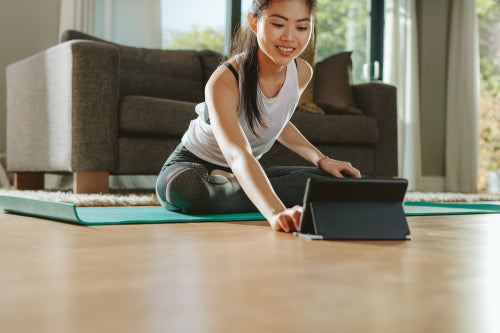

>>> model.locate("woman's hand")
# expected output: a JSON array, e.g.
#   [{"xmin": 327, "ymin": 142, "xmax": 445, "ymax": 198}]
[
  {"xmin": 269, "ymin": 205, "xmax": 303, "ymax": 233},
  {"xmin": 318, "ymin": 157, "xmax": 361, "ymax": 178}
]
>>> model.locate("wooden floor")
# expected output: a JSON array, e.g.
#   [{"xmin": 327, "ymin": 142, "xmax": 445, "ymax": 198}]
[{"xmin": 1, "ymin": 211, "xmax": 499, "ymax": 333}]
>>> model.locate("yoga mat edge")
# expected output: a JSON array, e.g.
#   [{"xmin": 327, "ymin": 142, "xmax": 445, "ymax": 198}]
[
  {"xmin": 0, "ymin": 195, "xmax": 265, "ymax": 225},
  {"xmin": 0, "ymin": 195, "xmax": 81, "ymax": 223},
  {"xmin": 1, "ymin": 195, "xmax": 499, "ymax": 225}
]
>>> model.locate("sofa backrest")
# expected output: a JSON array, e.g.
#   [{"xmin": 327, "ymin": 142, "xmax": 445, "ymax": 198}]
[
  {"xmin": 61, "ymin": 30, "xmax": 223, "ymax": 103},
  {"xmin": 198, "ymin": 50, "xmax": 226, "ymax": 90}
]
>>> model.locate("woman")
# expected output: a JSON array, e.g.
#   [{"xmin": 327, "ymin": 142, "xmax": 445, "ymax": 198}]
[{"xmin": 156, "ymin": 0, "xmax": 361, "ymax": 232}]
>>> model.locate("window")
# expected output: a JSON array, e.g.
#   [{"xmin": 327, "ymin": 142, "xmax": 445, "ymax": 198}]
[
  {"xmin": 241, "ymin": 0, "xmax": 381, "ymax": 84},
  {"xmin": 160, "ymin": 0, "xmax": 383, "ymax": 84},
  {"xmin": 316, "ymin": 0, "xmax": 371, "ymax": 83},
  {"xmin": 161, "ymin": 0, "xmax": 226, "ymax": 52},
  {"xmin": 241, "ymin": 0, "xmax": 252, "ymax": 24}
]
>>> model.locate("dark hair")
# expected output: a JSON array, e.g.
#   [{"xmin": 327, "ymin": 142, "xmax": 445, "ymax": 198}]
[{"xmin": 231, "ymin": 0, "xmax": 316, "ymax": 136}]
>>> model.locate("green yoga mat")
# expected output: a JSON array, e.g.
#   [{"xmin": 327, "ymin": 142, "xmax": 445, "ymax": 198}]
[
  {"xmin": 0, "ymin": 195, "xmax": 264, "ymax": 225},
  {"xmin": 403, "ymin": 201, "xmax": 500, "ymax": 216},
  {"xmin": 0, "ymin": 195, "xmax": 499, "ymax": 225}
]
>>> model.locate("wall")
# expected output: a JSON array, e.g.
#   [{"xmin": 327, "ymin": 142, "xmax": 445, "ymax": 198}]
[
  {"xmin": 0, "ymin": 0, "xmax": 61, "ymax": 154},
  {"xmin": 417, "ymin": 0, "xmax": 450, "ymax": 182}
]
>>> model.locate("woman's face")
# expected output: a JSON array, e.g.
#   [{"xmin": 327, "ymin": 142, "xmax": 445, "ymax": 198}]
[{"xmin": 249, "ymin": 0, "xmax": 313, "ymax": 66}]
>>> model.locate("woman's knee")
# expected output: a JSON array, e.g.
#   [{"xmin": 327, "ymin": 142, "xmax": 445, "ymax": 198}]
[
  {"xmin": 156, "ymin": 163, "xmax": 230, "ymax": 213},
  {"xmin": 156, "ymin": 163, "xmax": 202, "ymax": 210}
]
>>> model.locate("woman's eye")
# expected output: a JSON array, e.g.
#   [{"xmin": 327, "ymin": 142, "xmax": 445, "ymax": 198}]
[
  {"xmin": 298, "ymin": 26, "xmax": 309, "ymax": 31},
  {"xmin": 271, "ymin": 23, "xmax": 284, "ymax": 28}
]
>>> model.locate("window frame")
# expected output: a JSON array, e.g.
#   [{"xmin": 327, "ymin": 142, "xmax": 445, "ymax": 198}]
[{"xmin": 226, "ymin": 0, "xmax": 385, "ymax": 81}]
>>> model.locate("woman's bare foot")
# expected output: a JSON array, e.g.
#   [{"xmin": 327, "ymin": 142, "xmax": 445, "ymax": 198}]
[{"xmin": 210, "ymin": 169, "xmax": 239, "ymax": 184}]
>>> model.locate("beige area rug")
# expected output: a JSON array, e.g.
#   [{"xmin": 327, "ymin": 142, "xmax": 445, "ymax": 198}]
[
  {"xmin": 1, "ymin": 188, "xmax": 500, "ymax": 207},
  {"xmin": 0, "ymin": 189, "xmax": 159, "ymax": 207}
]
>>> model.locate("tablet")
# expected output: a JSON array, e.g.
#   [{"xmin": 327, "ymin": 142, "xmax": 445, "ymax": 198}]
[{"xmin": 296, "ymin": 178, "xmax": 410, "ymax": 240}]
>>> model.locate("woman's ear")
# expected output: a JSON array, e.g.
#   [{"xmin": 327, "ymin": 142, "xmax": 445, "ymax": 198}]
[{"xmin": 247, "ymin": 12, "xmax": 258, "ymax": 34}]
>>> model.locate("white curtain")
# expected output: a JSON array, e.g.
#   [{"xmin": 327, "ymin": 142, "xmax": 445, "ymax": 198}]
[
  {"xmin": 383, "ymin": 0, "xmax": 422, "ymax": 190},
  {"xmin": 444, "ymin": 0, "xmax": 480, "ymax": 193},
  {"xmin": 59, "ymin": 0, "xmax": 95, "ymax": 38},
  {"xmin": 59, "ymin": 0, "xmax": 161, "ymax": 48},
  {"xmin": 0, "ymin": 155, "xmax": 9, "ymax": 188}
]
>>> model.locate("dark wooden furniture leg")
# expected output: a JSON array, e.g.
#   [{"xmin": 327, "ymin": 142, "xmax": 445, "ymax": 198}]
[{"xmin": 14, "ymin": 172, "xmax": 45, "ymax": 190}]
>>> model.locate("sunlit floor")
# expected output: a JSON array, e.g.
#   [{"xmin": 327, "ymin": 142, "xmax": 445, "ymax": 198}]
[{"xmin": 1, "ymin": 211, "xmax": 499, "ymax": 333}]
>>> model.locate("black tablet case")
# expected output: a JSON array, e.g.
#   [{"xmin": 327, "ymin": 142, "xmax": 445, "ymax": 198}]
[{"xmin": 297, "ymin": 178, "xmax": 410, "ymax": 240}]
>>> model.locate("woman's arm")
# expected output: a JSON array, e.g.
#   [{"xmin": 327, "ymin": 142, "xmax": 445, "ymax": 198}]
[
  {"xmin": 205, "ymin": 61, "xmax": 301, "ymax": 232},
  {"xmin": 277, "ymin": 122, "xmax": 361, "ymax": 178},
  {"xmin": 282, "ymin": 58, "xmax": 361, "ymax": 178}
]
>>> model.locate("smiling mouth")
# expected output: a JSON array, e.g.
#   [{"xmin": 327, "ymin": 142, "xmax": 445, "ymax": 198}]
[{"xmin": 277, "ymin": 46, "xmax": 294, "ymax": 52}]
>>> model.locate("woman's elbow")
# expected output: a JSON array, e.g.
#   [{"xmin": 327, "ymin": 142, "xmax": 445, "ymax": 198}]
[{"xmin": 225, "ymin": 149, "xmax": 254, "ymax": 170}]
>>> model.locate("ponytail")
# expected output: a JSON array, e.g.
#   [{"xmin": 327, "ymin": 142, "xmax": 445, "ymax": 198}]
[{"xmin": 231, "ymin": 29, "xmax": 266, "ymax": 136}]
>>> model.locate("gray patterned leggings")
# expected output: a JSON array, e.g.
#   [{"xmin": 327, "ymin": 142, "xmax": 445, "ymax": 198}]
[{"xmin": 155, "ymin": 144, "xmax": 334, "ymax": 214}]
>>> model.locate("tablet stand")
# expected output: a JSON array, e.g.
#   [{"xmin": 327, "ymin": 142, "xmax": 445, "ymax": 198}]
[{"xmin": 295, "ymin": 178, "xmax": 411, "ymax": 240}]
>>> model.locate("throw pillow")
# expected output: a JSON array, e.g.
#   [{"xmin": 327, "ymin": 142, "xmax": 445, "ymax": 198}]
[
  {"xmin": 313, "ymin": 51, "xmax": 363, "ymax": 115},
  {"xmin": 296, "ymin": 36, "xmax": 326, "ymax": 115},
  {"xmin": 296, "ymin": 102, "xmax": 326, "ymax": 115}
]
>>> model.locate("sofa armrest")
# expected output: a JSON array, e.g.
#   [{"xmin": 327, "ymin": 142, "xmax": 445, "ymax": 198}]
[
  {"xmin": 7, "ymin": 40, "xmax": 119, "ymax": 173},
  {"xmin": 352, "ymin": 82, "xmax": 398, "ymax": 176}
]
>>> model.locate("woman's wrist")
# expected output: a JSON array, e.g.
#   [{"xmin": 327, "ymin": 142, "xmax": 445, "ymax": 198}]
[{"xmin": 316, "ymin": 155, "xmax": 328, "ymax": 169}]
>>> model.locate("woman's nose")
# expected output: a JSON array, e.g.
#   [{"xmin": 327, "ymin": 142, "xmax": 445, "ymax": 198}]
[
  {"xmin": 281, "ymin": 26, "xmax": 294, "ymax": 42},
  {"xmin": 281, "ymin": 31, "xmax": 293, "ymax": 42}
]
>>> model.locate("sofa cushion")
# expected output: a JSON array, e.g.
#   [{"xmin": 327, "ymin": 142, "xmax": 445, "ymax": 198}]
[
  {"xmin": 120, "ymin": 96, "xmax": 197, "ymax": 137},
  {"xmin": 61, "ymin": 30, "xmax": 205, "ymax": 103},
  {"xmin": 119, "ymin": 48, "xmax": 204, "ymax": 103},
  {"xmin": 260, "ymin": 143, "xmax": 375, "ymax": 176},
  {"xmin": 290, "ymin": 111, "xmax": 379, "ymax": 145},
  {"xmin": 313, "ymin": 52, "xmax": 363, "ymax": 115},
  {"xmin": 117, "ymin": 136, "xmax": 180, "ymax": 174},
  {"xmin": 120, "ymin": 95, "xmax": 379, "ymax": 145}
]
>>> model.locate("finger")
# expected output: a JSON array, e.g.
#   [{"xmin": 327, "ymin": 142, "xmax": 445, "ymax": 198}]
[
  {"xmin": 284, "ymin": 213, "xmax": 299, "ymax": 233},
  {"xmin": 272, "ymin": 222, "xmax": 282, "ymax": 231},
  {"xmin": 348, "ymin": 166, "xmax": 361, "ymax": 178},
  {"xmin": 292, "ymin": 205, "xmax": 304, "ymax": 215},
  {"xmin": 291, "ymin": 207, "xmax": 302, "ymax": 231},
  {"xmin": 279, "ymin": 216, "xmax": 290, "ymax": 233},
  {"xmin": 271, "ymin": 218, "xmax": 283, "ymax": 231},
  {"xmin": 332, "ymin": 170, "xmax": 344, "ymax": 178},
  {"xmin": 285, "ymin": 220, "xmax": 295, "ymax": 233},
  {"xmin": 339, "ymin": 163, "xmax": 360, "ymax": 178},
  {"xmin": 285, "ymin": 216, "xmax": 297, "ymax": 232}
]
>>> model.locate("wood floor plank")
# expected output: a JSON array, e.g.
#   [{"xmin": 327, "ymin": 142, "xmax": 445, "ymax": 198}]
[{"xmin": 1, "ymin": 211, "xmax": 499, "ymax": 333}]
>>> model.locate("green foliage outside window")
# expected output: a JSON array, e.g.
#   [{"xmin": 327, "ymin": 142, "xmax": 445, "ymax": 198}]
[
  {"xmin": 164, "ymin": 25, "xmax": 225, "ymax": 53},
  {"xmin": 163, "ymin": 0, "xmax": 368, "ymax": 82},
  {"xmin": 315, "ymin": 0, "xmax": 368, "ymax": 82},
  {"xmin": 477, "ymin": 0, "xmax": 500, "ymax": 191}
]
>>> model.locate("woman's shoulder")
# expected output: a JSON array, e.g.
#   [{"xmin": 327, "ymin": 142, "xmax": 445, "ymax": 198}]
[
  {"xmin": 294, "ymin": 57, "xmax": 313, "ymax": 91},
  {"xmin": 205, "ymin": 57, "xmax": 241, "ymax": 99},
  {"xmin": 225, "ymin": 53, "xmax": 246, "ymax": 72}
]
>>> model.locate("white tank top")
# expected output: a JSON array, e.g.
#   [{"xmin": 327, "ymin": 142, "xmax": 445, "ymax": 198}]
[{"xmin": 181, "ymin": 54, "xmax": 300, "ymax": 168}]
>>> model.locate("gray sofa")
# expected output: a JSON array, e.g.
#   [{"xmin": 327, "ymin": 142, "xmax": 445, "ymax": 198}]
[{"xmin": 6, "ymin": 30, "xmax": 397, "ymax": 193}]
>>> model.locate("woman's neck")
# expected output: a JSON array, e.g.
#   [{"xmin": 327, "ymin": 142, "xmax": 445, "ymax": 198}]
[
  {"xmin": 257, "ymin": 50, "xmax": 288, "ymax": 98},
  {"xmin": 257, "ymin": 49, "xmax": 287, "ymax": 77}
]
